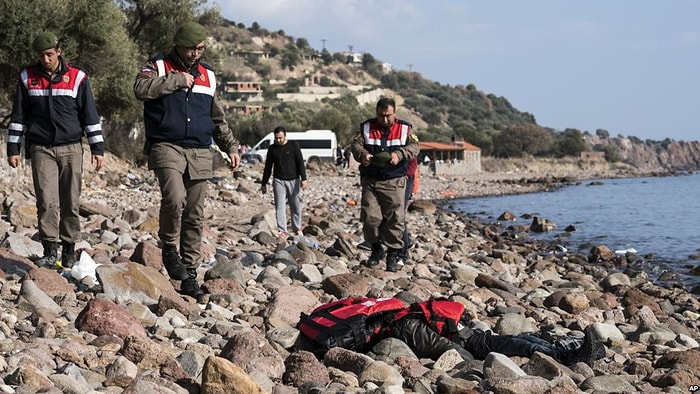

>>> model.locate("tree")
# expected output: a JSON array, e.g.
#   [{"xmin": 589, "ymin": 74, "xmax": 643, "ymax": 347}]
[
  {"xmin": 280, "ymin": 44, "xmax": 300, "ymax": 71},
  {"xmin": 310, "ymin": 107, "xmax": 352, "ymax": 144},
  {"xmin": 602, "ymin": 144, "xmax": 620, "ymax": 162},
  {"xmin": 0, "ymin": 0, "xmax": 72, "ymax": 110},
  {"xmin": 552, "ymin": 128, "xmax": 587, "ymax": 157},
  {"xmin": 494, "ymin": 124, "xmax": 552, "ymax": 158},
  {"xmin": 453, "ymin": 121, "xmax": 494, "ymax": 156},
  {"xmin": 596, "ymin": 129, "xmax": 609, "ymax": 139},
  {"xmin": 320, "ymin": 49, "xmax": 332, "ymax": 66},
  {"xmin": 295, "ymin": 38, "xmax": 309, "ymax": 51},
  {"xmin": 116, "ymin": 0, "xmax": 217, "ymax": 59},
  {"xmin": 0, "ymin": 0, "xmax": 140, "ymax": 119}
]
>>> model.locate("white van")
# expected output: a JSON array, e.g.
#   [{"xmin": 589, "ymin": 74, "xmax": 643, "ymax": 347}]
[{"xmin": 243, "ymin": 129, "xmax": 338, "ymax": 165}]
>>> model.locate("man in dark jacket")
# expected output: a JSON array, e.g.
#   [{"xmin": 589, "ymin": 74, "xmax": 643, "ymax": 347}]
[
  {"xmin": 134, "ymin": 21, "xmax": 240, "ymax": 298},
  {"xmin": 6, "ymin": 31, "xmax": 104, "ymax": 269},
  {"xmin": 260, "ymin": 126, "xmax": 308, "ymax": 237}
]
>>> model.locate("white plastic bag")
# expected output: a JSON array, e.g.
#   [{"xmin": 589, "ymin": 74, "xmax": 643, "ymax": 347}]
[{"xmin": 70, "ymin": 251, "xmax": 98, "ymax": 282}]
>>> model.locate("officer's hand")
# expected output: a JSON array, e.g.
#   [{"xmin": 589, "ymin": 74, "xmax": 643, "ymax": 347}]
[
  {"xmin": 228, "ymin": 153, "xmax": 240, "ymax": 170},
  {"xmin": 362, "ymin": 153, "xmax": 372, "ymax": 167},
  {"xmin": 182, "ymin": 72, "xmax": 195, "ymax": 88},
  {"xmin": 301, "ymin": 180, "xmax": 308, "ymax": 189},
  {"xmin": 261, "ymin": 184, "xmax": 267, "ymax": 194},
  {"xmin": 390, "ymin": 152, "xmax": 400, "ymax": 165}
]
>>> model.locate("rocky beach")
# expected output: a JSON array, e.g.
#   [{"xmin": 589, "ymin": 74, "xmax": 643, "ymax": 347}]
[{"xmin": 0, "ymin": 151, "xmax": 699, "ymax": 394}]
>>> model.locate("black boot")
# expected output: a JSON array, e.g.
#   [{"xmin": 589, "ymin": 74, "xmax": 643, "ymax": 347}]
[
  {"xmin": 162, "ymin": 245, "xmax": 188, "ymax": 280},
  {"xmin": 557, "ymin": 328, "xmax": 606, "ymax": 366},
  {"xmin": 386, "ymin": 248, "xmax": 405, "ymax": 272},
  {"xmin": 35, "ymin": 241, "xmax": 58, "ymax": 268},
  {"xmin": 366, "ymin": 243, "xmax": 385, "ymax": 267},
  {"xmin": 61, "ymin": 242, "xmax": 76, "ymax": 269},
  {"xmin": 180, "ymin": 268, "xmax": 204, "ymax": 298}
]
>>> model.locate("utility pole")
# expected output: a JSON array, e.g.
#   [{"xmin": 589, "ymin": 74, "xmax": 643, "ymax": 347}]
[
  {"xmin": 348, "ymin": 44, "xmax": 354, "ymax": 53},
  {"xmin": 321, "ymin": 39, "xmax": 326, "ymax": 50},
  {"xmin": 407, "ymin": 64, "xmax": 413, "ymax": 72}
]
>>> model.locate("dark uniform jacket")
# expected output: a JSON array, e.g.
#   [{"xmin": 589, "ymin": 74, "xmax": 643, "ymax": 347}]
[
  {"xmin": 134, "ymin": 51, "xmax": 238, "ymax": 155},
  {"xmin": 351, "ymin": 118, "xmax": 419, "ymax": 180},
  {"xmin": 7, "ymin": 57, "xmax": 104, "ymax": 157}
]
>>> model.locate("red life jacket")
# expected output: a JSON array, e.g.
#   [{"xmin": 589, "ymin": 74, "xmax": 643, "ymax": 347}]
[
  {"xmin": 297, "ymin": 297, "xmax": 407, "ymax": 350},
  {"xmin": 394, "ymin": 298, "xmax": 466, "ymax": 340}
]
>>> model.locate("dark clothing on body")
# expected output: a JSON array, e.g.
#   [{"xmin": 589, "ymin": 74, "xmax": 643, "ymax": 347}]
[{"xmin": 261, "ymin": 141, "xmax": 307, "ymax": 185}]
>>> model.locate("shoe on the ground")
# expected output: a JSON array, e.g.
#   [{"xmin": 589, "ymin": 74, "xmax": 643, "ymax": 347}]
[
  {"xmin": 386, "ymin": 249, "xmax": 405, "ymax": 272},
  {"xmin": 279, "ymin": 231, "xmax": 289, "ymax": 238},
  {"xmin": 180, "ymin": 269, "xmax": 204, "ymax": 298},
  {"xmin": 162, "ymin": 245, "xmax": 189, "ymax": 280},
  {"xmin": 35, "ymin": 240, "xmax": 58, "ymax": 268},
  {"xmin": 578, "ymin": 327, "xmax": 606, "ymax": 366},
  {"xmin": 296, "ymin": 229, "xmax": 304, "ymax": 236},
  {"xmin": 60, "ymin": 242, "xmax": 76, "ymax": 269},
  {"xmin": 366, "ymin": 243, "xmax": 385, "ymax": 267}
]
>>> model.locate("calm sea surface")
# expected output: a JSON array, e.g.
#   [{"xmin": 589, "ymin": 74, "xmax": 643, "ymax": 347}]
[{"xmin": 451, "ymin": 172, "xmax": 700, "ymax": 290}]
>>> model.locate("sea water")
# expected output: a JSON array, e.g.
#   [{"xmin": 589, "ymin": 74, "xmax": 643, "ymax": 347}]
[{"xmin": 451, "ymin": 172, "xmax": 700, "ymax": 290}]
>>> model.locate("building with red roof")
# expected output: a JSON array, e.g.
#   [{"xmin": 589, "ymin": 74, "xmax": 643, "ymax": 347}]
[{"xmin": 418, "ymin": 140, "xmax": 481, "ymax": 175}]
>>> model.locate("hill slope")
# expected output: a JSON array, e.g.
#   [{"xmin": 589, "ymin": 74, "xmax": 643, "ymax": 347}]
[{"xmin": 210, "ymin": 21, "xmax": 700, "ymax": 171}]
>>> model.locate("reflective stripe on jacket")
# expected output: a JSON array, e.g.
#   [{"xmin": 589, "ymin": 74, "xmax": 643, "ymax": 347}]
[
  {"xmin": 7, "ymin": 58, "xmax": 103, "ymax": 156},
  {"xmin": 359, "ymin": 118, "xmax": 412, "ymax": 180}
]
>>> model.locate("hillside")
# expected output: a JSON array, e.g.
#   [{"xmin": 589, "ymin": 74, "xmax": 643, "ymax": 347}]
[{"xmin": 202, "ymin": 21, "xmax": 700, "ymax": 172}]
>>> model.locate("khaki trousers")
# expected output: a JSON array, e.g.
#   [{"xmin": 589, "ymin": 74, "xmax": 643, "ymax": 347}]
[
  {"xmin": 149, "ymin": 143, "xmax": 212, "ymax": 268},
  {"xmin": 360, "ymin": 176, "xmax": 406, "ymax": 250},
  {"xmin": 30, "ymin": 143, "xmax": 83, "ymax": 242}
]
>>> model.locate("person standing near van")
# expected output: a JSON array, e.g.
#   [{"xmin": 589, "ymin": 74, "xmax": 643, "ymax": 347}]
[
  {"xmin": 343, "ymin": 146, "xmax": 351, "ymax": 168},
  {"xmin": 134, "ymin": 21, "xmax": 240, "ymax": 299},
  {"xmin": 6, "ymin": 32, "xmax": 104, "ymax": 270},
  {"xmin": 351, "ymin": 97, "xmax": 419, "ymax": 272},
  {"xmin": 260, "ymin": 126, "xmax": 308, "ymax": 237}
]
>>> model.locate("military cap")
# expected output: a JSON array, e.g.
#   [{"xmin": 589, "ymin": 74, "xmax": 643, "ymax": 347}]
[
  {"xmin": 173, "ymin": 22, "xmax": 207, "ymax": 47},
  {"xmin": 371, "ymin": 151, "xmax": 393, "ymax": 167},
  {"xmin": 32, "ymin": 32, "xmax": 58, "ymax": 52}
]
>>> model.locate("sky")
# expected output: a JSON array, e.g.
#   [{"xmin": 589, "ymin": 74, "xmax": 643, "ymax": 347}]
[{"xmin": 216, "ymin": 0, "xmax": 700, "ymax": 142}]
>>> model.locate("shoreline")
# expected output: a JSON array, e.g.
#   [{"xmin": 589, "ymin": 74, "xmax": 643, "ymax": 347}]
[{"xmin": 1, "ymin": 154, "xmax": 700, "ymax": 392}]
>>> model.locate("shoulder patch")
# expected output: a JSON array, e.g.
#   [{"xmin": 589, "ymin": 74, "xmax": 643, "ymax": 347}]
[
  {"xmin": 137, "ymin": 68, "xmax": 155, "ymax": 78},
  {"xmin": 410, "ymin": 133, "xmax": 419, "ymax": 142}
]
